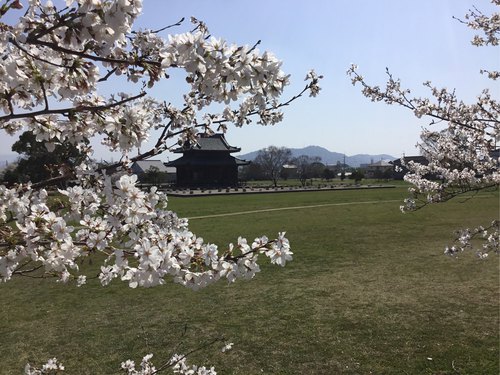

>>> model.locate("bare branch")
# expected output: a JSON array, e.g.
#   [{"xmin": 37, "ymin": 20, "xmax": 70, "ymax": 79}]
[{"xmin": 149, "ymin": 17, "xmax": 185, "ymax": 34}]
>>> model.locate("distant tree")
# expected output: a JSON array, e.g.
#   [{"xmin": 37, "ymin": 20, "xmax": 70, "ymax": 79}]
[
  {"xmin": 340, "ymin": 171, "xmax": 346, "ymax": 181},
  {"xmin": 1, "ymin": 167, "xmax": 23, "ymax": 186},
  {"xmin": 322, "ymin": 168, "xmax": 335, "ymax": 181},
  {"xmin": 240, "ymin": 162, "xmax": 266, "ymax": 181},
  {"xmin": 142, "ymin": 166, "xmax": 167, "ymax": 185},
  {"xmin": 3, "ymin": 131, "xmax": 87, "ymax": 185},
  {"xmin": 309, "ymin": 161, "xmax": 325, "ymax": 178},
  {"xmin": 293, "ymin": 155, "xmax": 321, "ymax": 186},
  {"xmin": 382, "ymin": 168, "xmax": 393, "ymax": 180},
  {"xmin": 255, "ymin": 146, "xmax": 292, "ymax": 186},
  {"xmin": 280, "ymin": 166, "xmax": 289, "ymax": 181},
  {"xmin": 350, "ymin": 169, "xmax": 365, "ymax": 184},
  {"xmin": 371, "ymin": 167, "xmax": 392, "ymax": 181}
]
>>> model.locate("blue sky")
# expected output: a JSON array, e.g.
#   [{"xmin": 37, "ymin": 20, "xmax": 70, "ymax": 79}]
[{"xmin": 1, "ymin": 0, "xmax": 498, "ymax": 161}]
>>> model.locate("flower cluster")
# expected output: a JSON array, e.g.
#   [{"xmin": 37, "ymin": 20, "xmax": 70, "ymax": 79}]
[
  {"xmin": 463, "ymin": 0, "xmax": 500, "ymax": 46},
  {"xmin": 0, "ymin": 174, "xmax": 293, "ymax": 288},
  {"xmin": 24, "ymin": 358, "xmax": 64, "ymax": 375},
  {"xmin": 444, "ymin": 220, "xmax": 499, "ymax": 259},
  {"xmin": 121, "ymin": 353, "xmax": 218, "ymax": 375},
  {"xmin": 26, "ymin": 353, "xmax": 219, "ymax": 375},
  {"xmin": 348, "ymin": 2, "xmax": 499, "ymax": 257}
]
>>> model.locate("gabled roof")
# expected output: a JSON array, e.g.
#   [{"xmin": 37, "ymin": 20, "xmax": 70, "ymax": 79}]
[
  {"xmin": 172, "ymin": 133, "xmax": 240, "ymax": 153},
  {"xmin": 131, "ymin": 160, "xmax": 170, "ymax": 173}
]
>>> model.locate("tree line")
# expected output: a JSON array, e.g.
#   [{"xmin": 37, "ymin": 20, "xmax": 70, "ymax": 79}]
[{"xmin": 241, "ymin": 145, "xmax": 368, "ymax": 186}]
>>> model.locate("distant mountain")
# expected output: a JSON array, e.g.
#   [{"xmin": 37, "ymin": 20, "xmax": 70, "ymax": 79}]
[{"xmin": 238, "ymin": 146, "xmax": 396, "ymax": 167}]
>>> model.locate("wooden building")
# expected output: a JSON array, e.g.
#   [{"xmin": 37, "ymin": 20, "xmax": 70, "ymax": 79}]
[{"xmin": 167, "ymin": 134, "xmax": 249, "ymax": 187}]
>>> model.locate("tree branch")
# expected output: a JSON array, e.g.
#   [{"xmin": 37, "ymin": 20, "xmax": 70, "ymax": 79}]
[
  {"xmin": 0, "ymin": 91, "xmax": 146, "ymax": 122},
  {"xmin": 148, "ymin": 17, "xmax": 185, "ymax": 34},
  {"xmin": 9, "ymin": 37, "xmax": 70, "ymax": 68},
  {"xmin": 26, "ymin": 38, "xmax": 162, "ymax": 68}
]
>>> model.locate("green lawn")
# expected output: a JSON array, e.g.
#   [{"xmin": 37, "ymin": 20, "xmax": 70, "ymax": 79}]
[{"xmin": 1, "ymin": 187, "xmax": 498, "ymax": 374}]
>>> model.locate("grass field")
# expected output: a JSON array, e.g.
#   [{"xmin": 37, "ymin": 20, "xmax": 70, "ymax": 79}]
[{"xmin": 1, "ymin": 186, "xmax": 499, "ymax": 374}]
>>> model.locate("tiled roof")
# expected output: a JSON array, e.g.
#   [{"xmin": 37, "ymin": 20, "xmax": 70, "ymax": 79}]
[
  {"xmin": 173, "ymin": 134, "xmax": 240, "ymax": 153},
  {"xmin": 131, "ymin": 160, "xmax": 169, "ymax": 173}
]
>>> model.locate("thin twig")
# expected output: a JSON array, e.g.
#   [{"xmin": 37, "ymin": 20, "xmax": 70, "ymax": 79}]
[
  {"xmin": 97, "ymin": 67, "xmax": 118, "ymax": 83},
  {"xmin": 149, "ymin": 17, "xmax": 185, "ymax": 34},
  {"xmin": 12, "ymin": 264, "xmax": 43, "ymax": 275},
  {"xmin": 153, "ymin": 336, "xmax": 224, "ymax": 374}
]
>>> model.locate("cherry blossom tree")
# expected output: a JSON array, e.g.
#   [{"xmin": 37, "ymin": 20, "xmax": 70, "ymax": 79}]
[
  {"xmin": 348, "ymin": 0, "xmax": 499, "ymax": 258},
  {"xmin": 0, "ymin": 0, "xmax": 321, "ymax": 372}
]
